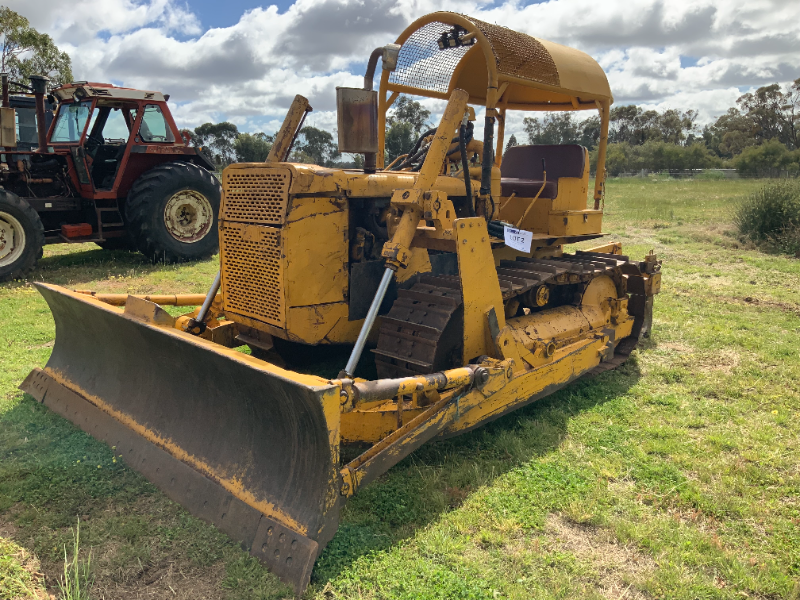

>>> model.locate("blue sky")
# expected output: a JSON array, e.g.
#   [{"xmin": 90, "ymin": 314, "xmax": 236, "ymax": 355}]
[
  {"xmin": 188, "ymin": 0, "xmax": 295, "ymax": 28},
  {"xmin": 14, "ymin": 0, "xmax": 800, "ymax": 138}
]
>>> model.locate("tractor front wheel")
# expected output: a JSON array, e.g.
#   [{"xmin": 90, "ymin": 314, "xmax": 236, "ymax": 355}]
[
  {"xmin": 126, "ymin": 162, "xmax": 221, "ymax": 263},
  {"xmin": 0, "ymin": 190, "xmax": 44, "ymax": 282}
]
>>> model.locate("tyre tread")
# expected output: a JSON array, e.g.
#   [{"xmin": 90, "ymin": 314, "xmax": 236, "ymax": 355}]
[
  {"xmin": 125, "ymin": 161, "xmax": 221, "ymax": 263},
  {"xmin": 0, "ymin": 190, "xmax": 44, "ymax": 282}
]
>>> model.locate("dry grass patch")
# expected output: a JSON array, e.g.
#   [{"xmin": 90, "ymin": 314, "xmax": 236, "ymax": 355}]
[
  {"xmin": 691, "ymin": 348, "xmax": 742, "ymax": 375},
  {"xmin": 545, "ymin": 515, "xmax": 656, "ymax": 600},
  {"xmin": 92, "ymin": 561, "xmax": 225, "ymax": 600}
]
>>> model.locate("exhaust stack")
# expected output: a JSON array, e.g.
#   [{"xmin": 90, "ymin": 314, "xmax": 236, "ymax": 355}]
[
  {"xmin": 28, "ymin": 75, "xmax": 50, "ymax": 153},
  {"xmin": 336, "ymin": 44, "xmax": 400, "ymax": 174}
]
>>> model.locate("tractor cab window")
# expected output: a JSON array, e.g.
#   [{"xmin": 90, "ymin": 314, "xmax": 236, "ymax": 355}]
[
  {"xmin": 84, "ymin": 106, "xmax": 135, "ymax": 190},
  {"xmin": 138, "ymin": 104, "xmax": 174, "ymax": 143},
  {"xmin": 15, "ymin": 108, "xmax": 38, "ymax": 148},
  {"xmin": 99, "ymin": 108, "xmax": 130, "ymax": 143},
  {"xmin": 51, "ymin": 100, "xmax": 93, "ymax": 143}
]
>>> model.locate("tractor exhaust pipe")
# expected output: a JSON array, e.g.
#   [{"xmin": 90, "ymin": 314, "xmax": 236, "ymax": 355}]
[
  {"xmin": 1, "ymin": 73, "xmax": 8, "ymax": 108},
  {"xmin": 29, "ymin": 75, "xmax": 49, "ymax": 153}
]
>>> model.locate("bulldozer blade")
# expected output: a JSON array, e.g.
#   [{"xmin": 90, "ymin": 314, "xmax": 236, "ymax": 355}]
[{"xmin": 20, "ymin": 284, "xmax": 343, "ymax": 595}]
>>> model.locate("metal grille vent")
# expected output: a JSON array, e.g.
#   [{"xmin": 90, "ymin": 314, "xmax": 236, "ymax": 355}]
[
  {"xmin": 221, "ymin": 223, "xmax": 284, "ymax": 327},
  {"xmin": 389, "ymin": 15, "xmax": 560, "ymax": 94},
  {"xmin": 221, "ymin": 167, "xmax": 291, "ymax": 225},
  {"xmin": 390, "ymin": 21, "xmax": 473, "ymax": 94}
]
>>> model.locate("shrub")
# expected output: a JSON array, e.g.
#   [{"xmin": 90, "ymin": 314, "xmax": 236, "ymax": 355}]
[
  {"xmin": 590, "ymin": 141, "xmax": 722, "ymax": 175},
  {"xmin": 733, "ymin": 140, "xmax": 800, "ymax": 177},
  {"xmin": 735, "ymin": 180, "xmax": 800, "ymax": 255}
]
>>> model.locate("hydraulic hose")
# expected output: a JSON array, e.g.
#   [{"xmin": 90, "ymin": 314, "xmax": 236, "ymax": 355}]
[
  {"xmin": 389, "ymin": 128, "xmax": 438, "ymax": 171},
  {"xmin": 459, "ymin": 123, "xmax": 475, "ymax": 217},
  {"xmin": 480, "ymin": 116, "xmax": 495, "ymax": 198}
]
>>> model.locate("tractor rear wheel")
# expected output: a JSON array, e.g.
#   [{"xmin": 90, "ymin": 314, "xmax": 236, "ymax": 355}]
[
  {"xmin": 0, "ymin": 190, "xmax": 44, "ymax": 282},
  {"xmin": 125, "ymin": 162, "xmax": 221, "ymax": 263}
]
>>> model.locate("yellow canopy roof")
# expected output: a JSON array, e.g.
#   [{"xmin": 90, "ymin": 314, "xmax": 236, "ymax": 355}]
[{"xmin": 382, "ymin": 12, "xmax": 612, "ymax": 111}]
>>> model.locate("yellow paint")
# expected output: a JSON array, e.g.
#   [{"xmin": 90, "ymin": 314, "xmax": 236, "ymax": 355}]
[
  {"xmin": 442, "ymin": 337, "xmax": 605, "ymax": 434},
  {"xmin": 396, "ymin": 247, "xmax": 432, "ymax": 284},
  {"xmin": 284, "ymin": 197, "xmax": 348, "ymax": 307},
  {"xmin": 285, "ymin": 303, "xmax": 363, "ymax": 344},
  {"xmin": 341, "ymin": 406, "xmax": 425, "ymax": 444},
  {"xmin": 586, "ymin": 241, "xmax": 622, "ymax": 255},
  {"xmin": 381, "ymin": 90, "xmax": 469, "ymax": 270},
  {"xmin": 548, "ymin": 210, "xmax": 603, "ymax": 236},
  {"xmin": 267, "ymin": 95, "xmax": 311, "ymax": 163},
  {"xmin": 456, "ymin": 218, "xmax": 505, "ymax": 363}
]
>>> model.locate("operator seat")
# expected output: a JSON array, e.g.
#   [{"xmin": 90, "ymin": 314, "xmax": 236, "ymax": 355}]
[{"xmin": 500, "ymin": 144, "xmax": 586, "ymax": 199}]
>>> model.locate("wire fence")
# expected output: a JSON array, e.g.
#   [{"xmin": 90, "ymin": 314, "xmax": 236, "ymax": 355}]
[{"xmin": 606, "ymin": 169, "xmax": 800, "ymax": 180}]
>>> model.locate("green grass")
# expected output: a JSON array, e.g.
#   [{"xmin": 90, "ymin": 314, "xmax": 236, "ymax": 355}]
[
  {"xmin": 1, "ymin": 178, "xmax": 799, "ymax": 599},
  {"xmin": 0, "ymin": 536, "xmax": 48, "ymax": 599},
  {"xmin": 58, "ymin": 521, "xmax": 92, "ymax": 600}
]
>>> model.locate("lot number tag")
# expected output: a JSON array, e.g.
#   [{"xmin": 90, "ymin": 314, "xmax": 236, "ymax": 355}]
[{"xmin": 503, "ymin": 226, "xmax": 533, "ymax": 253}]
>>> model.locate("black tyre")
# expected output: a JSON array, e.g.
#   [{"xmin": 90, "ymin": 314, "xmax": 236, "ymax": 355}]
[
  {"xmin": 125, "ymin": 161, "xmax": 221, "ymax": 263},
  {"xmin": 0, "ymin": 190, "xmax": 44, "ymax": 282}
]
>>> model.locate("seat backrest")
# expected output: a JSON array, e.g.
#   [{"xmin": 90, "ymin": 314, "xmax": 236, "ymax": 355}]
[{"xmin": 501, "ymin": 144, "xmax": 586, "ymax": 181}]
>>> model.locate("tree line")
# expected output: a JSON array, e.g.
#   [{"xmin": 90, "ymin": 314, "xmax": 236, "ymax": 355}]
[
  {"xmin": 512, "ymin": 79, "xmax": 800, "ymax": 176},
  {"xmin": 185, "ymin": 96, "xmax": 434, "ymax": 170},
  {"xmin": 180, "ymin": 122, "xmax": 348, "ymax": 167},
  {"xmin": 195, "ymin": 79, "xmax": 800, "ymax": 178}
]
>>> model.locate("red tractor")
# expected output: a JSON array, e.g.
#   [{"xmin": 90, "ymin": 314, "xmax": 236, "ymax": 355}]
[{"xmin": 0, "ymin": 75, "xmax": 221, "ymax": 281}]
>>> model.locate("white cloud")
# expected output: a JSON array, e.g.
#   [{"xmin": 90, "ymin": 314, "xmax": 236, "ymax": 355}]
[{"xmin": 7, "ymin": 0, "xmax": 800, "ymax": 138}]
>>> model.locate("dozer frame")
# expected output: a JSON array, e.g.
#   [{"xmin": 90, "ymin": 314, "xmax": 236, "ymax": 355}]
[{"xmin": 22, "ymin": 12, "xmax": 661, "ymax": 595}]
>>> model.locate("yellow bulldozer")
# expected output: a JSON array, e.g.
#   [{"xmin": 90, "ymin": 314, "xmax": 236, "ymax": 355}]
[{"xmin": 21, "ymin": 12, "xmax": 660, "ymax": 594}]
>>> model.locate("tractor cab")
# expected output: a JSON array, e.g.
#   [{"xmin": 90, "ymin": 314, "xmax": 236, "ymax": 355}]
[{"xmin": 48, "ymin": 84, "xmax": 193, "ymax": 197}]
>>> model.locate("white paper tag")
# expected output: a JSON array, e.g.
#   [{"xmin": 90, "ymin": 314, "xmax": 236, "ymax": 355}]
[{"xmin": 503, "ymin": 226, "xmax": 533, "ymax": 253}]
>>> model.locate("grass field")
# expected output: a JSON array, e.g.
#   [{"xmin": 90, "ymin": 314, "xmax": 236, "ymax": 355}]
[{"xmin": 1, "ymin": 177, "xmax": 799, "ymax": 599}]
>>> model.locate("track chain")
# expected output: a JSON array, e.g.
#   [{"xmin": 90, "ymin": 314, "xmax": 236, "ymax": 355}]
[{"xmin": 374, "ymin": 252, "xmax": 644, "ymax": 379}]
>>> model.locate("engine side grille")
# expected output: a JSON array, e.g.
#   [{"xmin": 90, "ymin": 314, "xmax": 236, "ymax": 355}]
[
  {"xmin": 220, "ymin": 222, "xmax": 284, "ymax": 327},
  {"xmin": 221, "ymin": 167, "xmax": 291, "ymax": 225}
]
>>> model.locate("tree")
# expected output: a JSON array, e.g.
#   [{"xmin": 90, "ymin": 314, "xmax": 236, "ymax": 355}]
[
  {"xmin": 737, "ymin": 84, "xmax": 785, "ymax": 145},
  {"xmin": 384, "ymin": 95, "xmax": 431, "ymax": 164},
  {"xmin": 524, "ymin": 113, "xmax": 580, "ymax": 145},
  {"xmin": 783, "ymin": 78, "xmax": 800, "ymax": 151},
  {"xmin": 733, "ymin": 139, "xmax": 799, "ymax": 176},
  {"xmin": 234, "ymin": 132, "xmax": 273, "ymax": 162},
  {"xmin": 609, "ymin": 105, "xmax": 644, "ymax": 145},
  {"xmin": 192, "ymin": 122, "xmax": 239, "ymax": 165},
  {"xmin": 387, "ymin": 96, "xmax": 431, "ymax": 134},
  {"xmin": 703, "ymin": 108, "xmax": 756, "ymax": 157},
  {"xmin": 505, "ymin": 134, "xmax": 518, "ymax": 151},
  {"xmin": 657, "ymin": 109, "xmax": 697, "ymax": 145},
  {"xmin": 578, "ymin": 115, "xmax": 601, "ymax": 149},
  {"xmin": 0, "ymin": 7, "xmax": 73, "ymax": 86},
  {"xmin": 292, "ymin": 126, "xmax": 340, "ymax": 166},
  {"xmin": 608, "ymin": 105, "xmax": 697, "ymax": 146},
  {"xmin": 384, "ymin": 121, "xmax": 415, "ymax": 165},
  {"xmin": 523, "ymin": 113, "xmax": 603, "ymax": 149}
]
